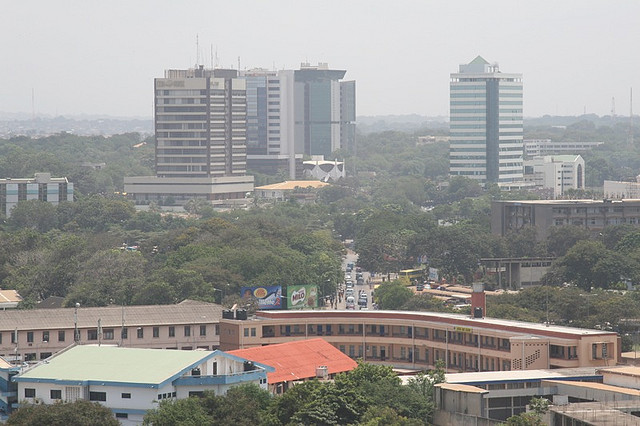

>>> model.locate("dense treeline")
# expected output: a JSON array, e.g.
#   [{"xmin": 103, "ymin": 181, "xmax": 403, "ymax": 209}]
[{"xmin": 0, "ymin": 199, "xmax": 342, "ymax": 308}]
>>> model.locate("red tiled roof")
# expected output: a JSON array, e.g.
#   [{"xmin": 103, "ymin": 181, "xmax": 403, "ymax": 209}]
[{"xmin": 228, "ymin": 338, "xmax": 357, "ymax": 384}]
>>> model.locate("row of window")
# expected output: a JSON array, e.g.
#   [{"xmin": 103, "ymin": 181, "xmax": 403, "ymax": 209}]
[{"xmin": 4, "ymin": 325, "xmax": 217, "ymax": 345}]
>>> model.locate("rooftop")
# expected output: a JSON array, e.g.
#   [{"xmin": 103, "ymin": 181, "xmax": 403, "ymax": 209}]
[
  {"xmin": 0, "ymin": 300, "xmax": 223, "ymax": 331},
  {"xmin": 445, "ymin": 367, "xmax": 599, "ymax": 384},
  {"xmin": 255, "ymin": 181, "xmax": 329, "ymax": 191},
  {"xmin": 228, "ymin": 338, "xmax": 357, "ymax": 384},
  {"xmin": 496, "ymin": 199, "xmax": 640, "ymax": 205},
  {"xmin": 16, "ymin": 345, "xmax": 215, "ymax": 386}
]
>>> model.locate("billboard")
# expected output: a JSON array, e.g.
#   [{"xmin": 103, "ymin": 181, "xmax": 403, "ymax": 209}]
[
  {"xmin": 428, "ymin": 267, "xmax": 439, "ymax": 281},
  {"xmin": 240, "ymin": 286, "xmax": 283, "ymax": 310},
  {"xmin": 287, "ymin": 285, "xmax": 318, "ymax": 309}
]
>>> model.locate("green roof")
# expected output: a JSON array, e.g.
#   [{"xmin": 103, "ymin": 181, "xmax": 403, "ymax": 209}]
[
  {"xmin": 17, "ymin": 345, "xmax": 213, "ymax": 385},
  {"xmin": 469, "ymin": 55, "xmax": 489, "ymax": 65}
]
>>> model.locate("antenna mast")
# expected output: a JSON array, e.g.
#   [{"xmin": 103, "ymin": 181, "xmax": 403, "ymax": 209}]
[{"xmin": 196, "ymin": 34, "xmax": 200, "ymax": 66}]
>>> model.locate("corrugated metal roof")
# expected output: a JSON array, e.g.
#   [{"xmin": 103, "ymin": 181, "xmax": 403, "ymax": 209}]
[
  {"xmin": 16, "ymin": 345, "xmax": 213, "ymax": 384},
  {"xmin": 0, "ymin": 300, "xmax": 223, "ymax": 331},
  {"xmin": 228, "ymin": 338, "xmax": 357, "ymax": 384}
]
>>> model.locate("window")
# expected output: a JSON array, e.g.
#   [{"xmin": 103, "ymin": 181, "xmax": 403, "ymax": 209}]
[
  {"xmin": 27, "ymin": 332, "xmax": 34, "ymax": 343},
  {"xmin": 42, "ymin": 331, "xmax": 49, "ymax": 342},
  {"xmin": 251, "ymin": 328, "xmax": 256, "ymax": 337},
  {"xmin": 121, "ymin": 328, "xmax": 128, "ymax": 339},
  {"xmin": 24, "ymin": 388, "xmax": 35, "ymax": 398},
  {"xmin": 137, "ymin": 328, "xmax": 144, "ymax": 338},
  {"xmin": 25, "ymin": 353, "xmax": 36, "ymax": 361},
  {"xmin": 58, "ymin": 331, "xmax": 65, "ymax": 342},
  {"xmin": 184, "ymin": 326, "xmax": 191, "ymax": 337},
  {"xmin": 0, "ymin": 333, "xmax": 2, "ymax": 344},
  {"xmin": 168, "ymin": 326, "xmax": 175, "ymax": 337},
  {"xmin": 40, "ymin": 352, "xmax": 52, "ymax": 360},
  {"xmin": 121, "ymin": 393, "xmax": 131, "ymax": 399},
  {"xmin": 89, "ymin": 391, "xmax": 106, "ymax": 401},
  {"xmin": 153, "ymin": 327, "xmax": 160, "ymax": 338},
  {"xmin": 11, "ymin": 332, "xmax": 16, "ymax": 344},
  {"xmin": 103, "ymin": 329, "xmax": 114, "ymax": 340},
  {"xmin": 115, "ymin": 413, "xmax": 128, "ymax": 419},
  {"xmin": 87, "ymin": 330, "xmax": 98, "ymax": 341},
  {"xmin": 200, "ymin": 325, "xmax": 206, "ymax": 336},
  {"xmin": 244, "ymin": 328, "xmax": 249, "ymax": 337},
  {"xmin": 50, "ymin": 389, "xmax": 62, "ymax": 400}
]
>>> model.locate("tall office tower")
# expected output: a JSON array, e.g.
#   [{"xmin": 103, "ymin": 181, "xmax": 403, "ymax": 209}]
[
  {"xmin": 156, "ymin": 66, "xmax": 247, "ymax": 178},
  {"xmin": 240, "ymin": 69, "xmax": 297, "ymax": 178},
  {"xmin": 294, "ymin": 63, "xmax": 356, "ymax": 158},
  {"xmin": 449, "ymin": 56, "xmax": 523, "ymax": 185},
  {"xmin": 124, "ymin": 66, "xmax": 254, "ymax": 207}
]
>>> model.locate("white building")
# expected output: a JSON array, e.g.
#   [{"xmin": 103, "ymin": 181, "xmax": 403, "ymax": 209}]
[
  {"xmin": 524, "ymin": 155, "xmax": 585, "ymax": 198},
  {"xmin": 302, "ymin": 156, "xmax": 345, "ymax": 181},
  {"xmin": 449, "ymin": 56, "xmax": 523, "ymax": 186},
  {"xmin": 13, "ymin": 345, "xmax": 273, "ymax": 425},
  {"xmin": 604, "ymin": 178, "xmax": 640, "ymax": 199},
  {"xmin": 0, "ymin": 173, "xmax": 73, "ymax": 217},
  {"xmin": 524, "ymin": 139, "xmax": 604, "ymax": 158}
]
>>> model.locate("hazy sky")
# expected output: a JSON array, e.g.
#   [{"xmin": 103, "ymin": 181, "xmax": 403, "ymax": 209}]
[{"xmin": 3, "ymin": 1, "xmax": 639, "ymax": 118}]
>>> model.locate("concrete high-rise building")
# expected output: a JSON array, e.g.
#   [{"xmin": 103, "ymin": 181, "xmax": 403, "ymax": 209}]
[
  {"xmin": 124, "ymin": 66, "xmax": 254, "ymax": 207},
  {"xmin": 449, "ymin": 56, "xmax": 523, "ymax": 185}
]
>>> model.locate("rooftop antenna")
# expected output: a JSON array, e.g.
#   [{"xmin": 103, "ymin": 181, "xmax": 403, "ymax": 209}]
[
  {"xmin": 196, "ymin": 34, "xmax": 200, "ymax": 66},
  {"xmin": 214, "ymin": 46, "xmax": 219, "ymax": 68},
  {"xmin": 210, "ymin": 44, "xmax": 213, "ymax": 69},
  {"xmin": 631, "ymin": 88, "xmax": 634, "ymax": 147},
  {"xmin": 238, "ymin": 56, "xmax": 241, "ymax": 71}
]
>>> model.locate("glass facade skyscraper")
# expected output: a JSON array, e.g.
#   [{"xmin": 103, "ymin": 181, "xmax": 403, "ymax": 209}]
[{"xmin": 449, "ymin": 56, "xmax": 523, "ymax": 185}]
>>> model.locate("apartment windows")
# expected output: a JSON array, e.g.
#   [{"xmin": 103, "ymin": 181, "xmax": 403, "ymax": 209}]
[
  {"xmin": 169, "ymin": 326, "xmax": 175, "ymax": 337},
  {"xmin": 200, "ymin": 325, "xmax": 206, "ymax": 336},
  {"xmin": 137, "ymin": 328, "xmax": 144, "ymax": 339},
  {"xmin": 153, "ymin": 327, "xmax": 160, "ymax": 338},
  {"xmin": 184, "ymin": 326, "xmax": 191, "ymax": 337},
  {"xmin": 58, "ymin": 331, "xmax": 65, "ymax": 342},
  {"xmin": 121, "ymin": 328, "xmax": 128, "ymax": 339},
  {"xmin": 103, "ymin": 329, "xmax": 114, "ymax": 340},
  {"xmin": 42, "ymin": 331, "xmax": 49, "ymax": 342},
  {"xmin": 87, "ymin": 330, "xmax": 98, "ymax": 341},
  {"xmin": 50, "ymin": 389, "xmax": 62, "ymax": 400},
  {"xmin": 121, "ymin": 393, "xmax": 131, "ymax": 399},
  {"xmin": 27, "ymin": 332, "xmax": 34, "ymax": 343},
  {"xmin": 24, "ymin": 388, "xmax": 35, "ymax": 398}
]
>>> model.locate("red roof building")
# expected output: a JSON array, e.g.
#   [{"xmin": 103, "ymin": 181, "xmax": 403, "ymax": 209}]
[{"xmin": 228, "ymin": 338, "xmax": 357, "ymax": 394}]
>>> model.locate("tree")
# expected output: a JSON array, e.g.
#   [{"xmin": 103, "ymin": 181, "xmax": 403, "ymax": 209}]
[
  {"xmin": 374, "ymin": 282, "xmax": 414, "ymax": 309},
  {"xmin": 142, "ymin": 396, "xmax": 211, "ymax": 426},
  {"xmin": 7, "ymin": 200, "xmax": 58, "ymax": 232},
  {"xmin": 8, "ymin": 400, "xmax": 119, "ymax": 426}
]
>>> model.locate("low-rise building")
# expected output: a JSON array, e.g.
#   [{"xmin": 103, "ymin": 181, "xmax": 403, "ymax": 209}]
[
  {"xmin": 604, "ymin": 178, "xmax": 640, "ymax": 199},
  {"xmin": 228, "ymin": 337, "xmax": 357, "ymax": 394},
  {"xmin": 0, "ymin": 300, "xmax": 223, "ymax": 364},
  {"xmin": 302, "ymin": 157, "xmax": 345, "ymax": 181},
  {"xmin": 523, "ymin": 155, "xmax": 585, "ymax": 199},
  {"xmin": 491, "ymin": 199, "xmax": 640, "ymax": 239},
  {"xmin": 523, "ymin": 139, "xmax": 603, "ymax": 158},
  {"xmin": 219, "ymin": 308, "xmax": 620, "ymax": 373},
  {"xmin": 254, "ymin": 180, "xmax": 329, "ymax": 203},
  {"xmin": 13, "ymin": 345, "xmax": 273, "ymax": 425},
  {"xmin": 0, "ymin": 290, "xmax": 22, "ymax": 310},
  {"xmin": 0, "ymin": 173, "xmax": 73, "ymax": 217}
]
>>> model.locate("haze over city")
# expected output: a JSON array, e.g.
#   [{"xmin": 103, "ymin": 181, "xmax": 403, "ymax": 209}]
[{"xmin": 3, "ymin": 1, "xmax": 639, "ymax": 119}]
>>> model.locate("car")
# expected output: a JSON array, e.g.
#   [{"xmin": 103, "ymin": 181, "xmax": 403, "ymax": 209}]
[
  {"xmin": 345, "ymin": 274, "xmax": 352, "ymax": 280},
  {"xmin": 346, "ymin": 281, "xmax": 354, "ymax": 288},
  {"xmin": 345, "ymin": 288, "xmax": 354, "ymax": 297}
]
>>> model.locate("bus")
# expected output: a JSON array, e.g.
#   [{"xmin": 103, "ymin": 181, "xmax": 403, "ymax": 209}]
[{"xmin": 398, "ymin": 269, "xmax": 424, "ymax": 282}]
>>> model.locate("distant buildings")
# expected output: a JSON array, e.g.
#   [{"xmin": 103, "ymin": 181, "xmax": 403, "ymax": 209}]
[
  {"xmin": 241, "ymin": 63, "xmax": 355, "ymax": 178},
  {"xmin": 491, "ymin": 199, "xmax": 640, "ymax": 239},
  {"xmin": 0, "ymin": 173, "xmax": 73, "ymax": 217},
  {"xmin": 604, "ymin": 178, "xmax": 640, "ymax": 199},
  {"xmin": 13, "ymin": 345, "xmax": 272, "ymax": 425},
  {"xmin": 254, "ymin": 180, "xmax": 329, "ymax": 203},
  {"xmin": 523, "ymin": 155, "xmax": 585, "ymax": 199},
  {"xmin": 523, "ymin": 139, "xmax": 604, "ymax": 158},
  {"xmin": 449, "ymin": 56, "xmax": 524, "ymax": 186},
  {"xmin": 124, "ymin": 67, "xmax": 254, "ymax": 207}
]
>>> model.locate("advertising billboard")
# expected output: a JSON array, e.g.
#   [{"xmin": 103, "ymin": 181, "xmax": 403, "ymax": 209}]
[
  {"xmin": 287, "ymin": 285, "xmax": 318, "ymax": 309},
  {"xmin": 240, "ymin": 286, "xmax": 283, "ymax": 310}
]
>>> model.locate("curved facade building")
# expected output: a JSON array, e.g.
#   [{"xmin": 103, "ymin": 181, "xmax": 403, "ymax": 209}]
[{"xmin": 219, "ymin": 310, "xmax": 619, "ymax": 373}]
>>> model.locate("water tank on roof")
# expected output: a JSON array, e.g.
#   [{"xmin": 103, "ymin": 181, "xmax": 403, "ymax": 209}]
[
  {"xmin": 236, "ymin": 309, "xmax": 247, "ymax": 320},
  {"xmin": 243, "ymin": 361, "xmax": 255, "ymax": 371},
  {"xmin": 222, "ymin": 310, "xmax": 234, "ymax": 319}
]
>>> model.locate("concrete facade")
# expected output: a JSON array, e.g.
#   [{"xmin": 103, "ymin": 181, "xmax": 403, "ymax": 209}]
[
  {"xmin": 218, "ymin": 310, "xmax": 620, "ymax": 373},
  {"xmin": 0, "ymin": 173, "xmax": 73, "ymax": 217},
  {"xmin": 523, "ymin": 155, "xmax": 585, "ymax": 199},
  {"xmin": 491, "ymin": 199, "xmax": 640, "ymax": 239}
]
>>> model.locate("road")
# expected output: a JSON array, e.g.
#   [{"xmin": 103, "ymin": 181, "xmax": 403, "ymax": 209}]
[{"xmin": 323, "ymin": 248, "xmax": 375, "ymax": 310}]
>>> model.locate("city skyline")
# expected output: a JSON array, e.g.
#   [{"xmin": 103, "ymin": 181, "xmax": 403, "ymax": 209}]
[{"xmin": 3, "ymin": 1, "xmax": 639, "ymax": 119}]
